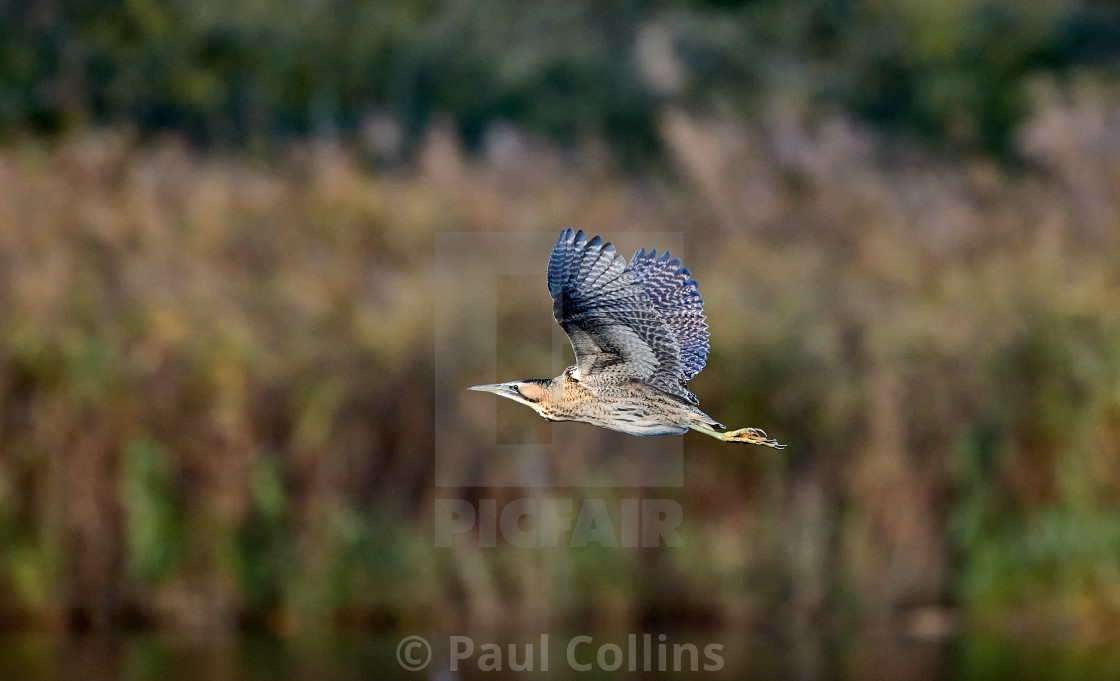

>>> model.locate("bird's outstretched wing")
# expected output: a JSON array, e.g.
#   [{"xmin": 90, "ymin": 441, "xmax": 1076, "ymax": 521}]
[
  {"xmin": 626, "ymin": 248, "xmax": 710, "ymax": 380},
  {"xmin": 547, "ymin": 229, "xmax": 697, "ymax": 404}
]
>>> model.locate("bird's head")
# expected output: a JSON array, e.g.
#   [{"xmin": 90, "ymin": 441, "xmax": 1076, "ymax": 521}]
[{"xmin": 468, "ymin": 379, "xmax": 552, "ymax": 411}]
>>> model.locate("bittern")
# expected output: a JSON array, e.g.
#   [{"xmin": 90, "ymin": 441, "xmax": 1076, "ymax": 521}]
[{"xmin": 469, "ymin": 229, "xmax": 785, "ymax": 448}]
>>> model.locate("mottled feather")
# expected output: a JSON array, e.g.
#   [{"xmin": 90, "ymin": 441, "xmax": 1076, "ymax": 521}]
[
  {"xmin": 626, "ymin": 248, "xmax": 710, "ymax": 380},
  {"xmin": 547, "ymin": 229, "xmax": 702, "ymax": 404}
]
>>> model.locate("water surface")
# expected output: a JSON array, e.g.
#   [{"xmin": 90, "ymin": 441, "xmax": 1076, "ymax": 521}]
[{"xmin": 0, "ymin": 629, "xmax": 1116, "ymax": 680}]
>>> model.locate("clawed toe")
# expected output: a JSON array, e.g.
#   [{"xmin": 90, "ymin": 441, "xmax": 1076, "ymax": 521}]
[{"xmin": 724, "ymin": 427, "xmax": 786, "ymax": 449}]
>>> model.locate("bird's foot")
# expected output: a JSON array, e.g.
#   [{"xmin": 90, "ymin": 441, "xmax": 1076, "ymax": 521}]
[{"xmin": 723, "ymin": 427, "xmax": 787, "ymax": 449}]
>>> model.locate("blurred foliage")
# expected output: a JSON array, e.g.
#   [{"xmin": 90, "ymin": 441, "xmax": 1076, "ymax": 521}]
[
  {"xmin": 122, "ymin": 437, "xmax": 187, "ymax": 582},
  {"xmin": 1, "ymin": 73, "xmax": 1120, "ymax": 640},
  {"xmin": 1, "ymin": 0, "xmax": 1118, "ymax": 157}
]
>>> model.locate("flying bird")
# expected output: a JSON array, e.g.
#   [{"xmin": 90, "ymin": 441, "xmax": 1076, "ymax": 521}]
[{"xmin": 469, "ymin": 229, "xmax": 785, "ymax": 448}]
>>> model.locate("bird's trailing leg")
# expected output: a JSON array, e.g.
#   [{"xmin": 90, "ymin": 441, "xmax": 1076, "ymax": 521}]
[{"xmin": 690, "ymin": 424, "xmax": 787, "ymax": 449}]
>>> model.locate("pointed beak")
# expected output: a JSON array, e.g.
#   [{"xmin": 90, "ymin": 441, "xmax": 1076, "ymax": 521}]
[
  {"xmin": 467, "ymin": 383, "xmax": 508, "ymax": 394},
  {"xmin": 468, "ymin": 381, "xmax": 537, "ymax": 409}
]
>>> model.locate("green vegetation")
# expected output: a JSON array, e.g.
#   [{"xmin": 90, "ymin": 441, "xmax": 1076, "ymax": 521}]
[{"xmin": 1, "ymin": 0, "xmax": 1117, "ymax": 156}]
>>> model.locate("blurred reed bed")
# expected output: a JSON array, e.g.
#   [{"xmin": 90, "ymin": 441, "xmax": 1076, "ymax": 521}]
[{"xmin": 1, "ymin": 78, "xmax": 1119, "ymax": 641}]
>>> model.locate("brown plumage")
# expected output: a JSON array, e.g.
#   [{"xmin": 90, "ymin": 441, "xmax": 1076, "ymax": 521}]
[{"xmin": 469, "ymin": 229, "xmax": 785, "ymax": 448}]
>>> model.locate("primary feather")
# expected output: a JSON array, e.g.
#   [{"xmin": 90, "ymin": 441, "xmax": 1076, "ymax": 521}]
[{"xmin": 626, "ymin": 247, "xmax": 710, "ymax": 381}]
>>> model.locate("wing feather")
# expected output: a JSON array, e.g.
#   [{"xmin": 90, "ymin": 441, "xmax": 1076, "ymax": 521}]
[
  {"xmin": 548, "ymin": 229, "xmax": 696, "ymax": 402},
  {"xmin": 626, "ymin": 247, "xmax": 710, "ymax": 380}
]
